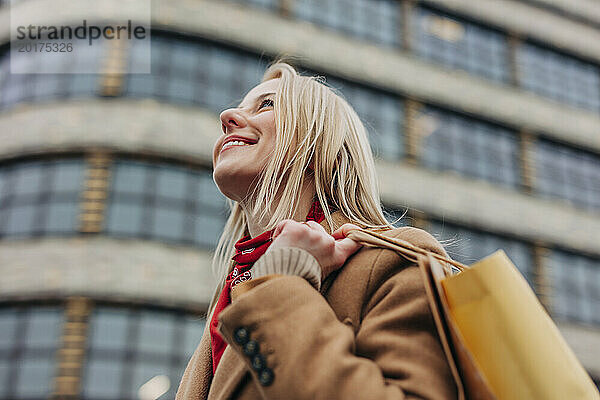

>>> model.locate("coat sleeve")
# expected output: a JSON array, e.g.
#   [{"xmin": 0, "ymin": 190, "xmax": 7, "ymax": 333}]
[{"xmin": 217, "ymin": 230, "xmax": 457, "ymax": 400}]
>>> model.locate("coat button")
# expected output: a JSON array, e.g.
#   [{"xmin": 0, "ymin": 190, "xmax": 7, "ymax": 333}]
[
  {"xmin": 258, "ymin": 367, "xmax": 274, "ymax": 386},
  {"xmin": 243, "ymin": 339, "xmax": 259, "ymax": 357},
  {"xmin": 233, "ymin": 327, "xmax": 250, "ymax": 345},
  {"xmin": 251, "ymin": 353, "xmax": 266, "ymax": 371}
]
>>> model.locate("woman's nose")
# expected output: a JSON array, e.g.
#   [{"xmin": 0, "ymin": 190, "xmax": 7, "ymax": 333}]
[{"xmin": 219, "ymin": 108, "xmax": 247, "ymax": 134}]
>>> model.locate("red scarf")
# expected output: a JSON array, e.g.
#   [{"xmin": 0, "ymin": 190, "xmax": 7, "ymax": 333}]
[{"xmin": 210, "ymin": 200, "xmax": 326, "ymax": 374}]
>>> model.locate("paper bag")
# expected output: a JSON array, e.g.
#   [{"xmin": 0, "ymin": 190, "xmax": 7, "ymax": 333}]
[{"xmin": 440, "ymin": 250, "xmax": 600, "ymax": 400}]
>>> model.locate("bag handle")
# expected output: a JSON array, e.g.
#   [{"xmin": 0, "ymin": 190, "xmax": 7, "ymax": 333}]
[{"xmin": 346, "ymin": 228, "xmax": 469, "ymax": 273}]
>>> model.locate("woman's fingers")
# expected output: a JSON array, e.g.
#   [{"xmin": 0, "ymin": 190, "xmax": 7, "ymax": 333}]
[
  {"xmin": 335, "ymin": 237, "xmax": 363, "ymax": 260},
  {"xmin": 277, "ymin": 221, "xmax": 358, "ymax": 239},
  {"xmin": 305, "ymin": 220, "xmax": 327, "ymax": 233},
  {"xmin": 273, "ymin": 219, "xmax": 295, "ymax": 240},
  {"xmin": 331, "ymin": 223, "xmax": 361, "ymax": 240},
  {"xmin": 321, "ymin": 237, "xmax": 363, "ymax": 278}
]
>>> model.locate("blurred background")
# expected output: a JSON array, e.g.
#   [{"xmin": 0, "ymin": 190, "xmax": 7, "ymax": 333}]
[{"xmin": 0, "ymin": 0, "xmax": 599, "ymax": 398}]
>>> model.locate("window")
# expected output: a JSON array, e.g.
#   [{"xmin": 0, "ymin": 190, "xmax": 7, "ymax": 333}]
[
  {"xmin": 0, "ymin": 306, "xmax": 64, "ymax": 399},
  {"xmin": 0, "ymin": 41, "xmax": 103, "ymax": 110},
  {"xmin": 125, "ymin": 35, "xmax": 268, "ymax": 111},
  {"xmin": 325, "ymin": 76, "xmax": 404, "ymax": 160},
  {"xmin": 82, "ymin": 306, "xmax": 205, "ymax": 400},
  {"xmin": 517, "ymin": 42, "xmax": 600, "ymax": 112},
  {"xmin": 105, "ymin": 160, "xmax": 227, "ymax": 248},
  {"xmin": 429, "ymin": 220, "xmax": 534, "ymax": 288},
  {"xmin": 228, "ymin": 0, "xmax": 278, "ymax": 11},
  {"xmin": 549, "ymin": 250, "xmax": 600, "ymax": 326},
  {"xmin": 418, "ymin": 106, "xmax": 520, "ymax": 188},
  {"xmin": 0, "ymin": 158, "xmax": 84, "ymax": 239},
  {"xmin": 534, "ymin": 139, "xmax": 600, "ymax": 211},
  {"xmin": 293, "ymin": 0, "xmax": 401, "ymax": 47},
  {"xmin": 413, "ymin": 6, "xmax": 510, "ymax": 83}
]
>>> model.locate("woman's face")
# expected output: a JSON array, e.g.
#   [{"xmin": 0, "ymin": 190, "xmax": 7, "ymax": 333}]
[{"xmin": 213, "ymin": 78, "xmax": 279, "ymax": 202}]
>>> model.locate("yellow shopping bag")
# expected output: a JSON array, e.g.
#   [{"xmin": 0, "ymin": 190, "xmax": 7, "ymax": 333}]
[
  {"xmin": 348, "ymin": 229, "xmax": 600, "ymax": 400},
  {"xmin": 439, "ymin": 250, "xmax": 599, "ymax": 400}
]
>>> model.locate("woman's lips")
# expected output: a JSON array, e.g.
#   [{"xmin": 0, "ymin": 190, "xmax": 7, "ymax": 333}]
[
  {"xmin": 220, "ymin": 141, "xmax": 256, "ymax": 154},
  {"xmin": 220, "ymin": 135, "xmax": 258, "ymax": 153}
]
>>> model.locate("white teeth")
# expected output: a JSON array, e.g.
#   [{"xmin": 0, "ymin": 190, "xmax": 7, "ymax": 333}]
[{"xmin": 223, "ymin": 140, "xmax": 252, "ymax": 149}]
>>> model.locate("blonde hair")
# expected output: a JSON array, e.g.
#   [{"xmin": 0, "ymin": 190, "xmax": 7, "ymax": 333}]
[{"xmin": 208, "ymin": 60, "xmax": 392, "ymax": 314}]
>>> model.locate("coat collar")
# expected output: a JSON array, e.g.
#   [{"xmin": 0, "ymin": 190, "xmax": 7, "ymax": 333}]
[{"xmin": 204, "ymin": 210, "xmax": 352, "ymax": 399}]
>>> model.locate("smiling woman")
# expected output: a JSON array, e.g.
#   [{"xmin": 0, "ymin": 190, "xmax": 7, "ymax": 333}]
[
  {"xmin": 177, "ymin": 61, "xmax": 458, "ymax": 399},
  {"xmin": 212, "ymin": 80, "xmax": 278, "ymax": 205}
]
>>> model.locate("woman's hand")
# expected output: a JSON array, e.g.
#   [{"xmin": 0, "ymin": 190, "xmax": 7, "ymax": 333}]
[{"xmin": 267, "ymin": 220, "xmax": 363, "ymax": 280}]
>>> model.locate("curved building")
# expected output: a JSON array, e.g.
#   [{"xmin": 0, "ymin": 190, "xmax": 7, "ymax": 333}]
[{"xmin": 0, "ymin": 0, "xmax": 599, "ymax": 398}]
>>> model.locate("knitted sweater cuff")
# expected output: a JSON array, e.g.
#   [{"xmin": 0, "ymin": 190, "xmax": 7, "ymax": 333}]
[{"xmin": 251, "ymin": 247, "xmax": 322, "ymax": 291}]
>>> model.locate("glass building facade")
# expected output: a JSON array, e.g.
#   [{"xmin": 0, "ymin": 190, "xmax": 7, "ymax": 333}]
[
  {"xmin": 0, "ymin": 158, "xmax": 84, "ymax": 239},
  {"xmin": 534, "ymin": 139, "xmax": 600, "ymax": 211},
  {"xmin": 125, "ymin": 35, "xmax": 268, "ymax": 111},
  {"xmin": 0, "ymin": 305, "xmax": 63, "ymax": 399},
  {"xmin": 550, "ymin": 250, "xmax": 600, "ymax": 326},
  {"xmin": 106, "ymin": 159, "xmax": 226, "ymax": 247},
  {"xmin": 82, "ymin": 306, "xmax": 204, "ymax": 400},
  {"xmin": 413, "ymin": 5, "xmax": 510, "ymax": 83},
  {"xmin": 293, "ymin": 0, "xmax": 401, "ymax": 47},
  {"xmin": 0, "ymin": 156, "xmax": 227, "ymax": 248},
  {"xmin": 418, "ymin": 106, "xmax": 521, "ymax": 188},
  {"xmin": 517, "ymin": 41, "xmax": 600, "ymax": 112},
  {"xmin": 0, "ymin": 303, "xmax": 204, "ymax": 399}
]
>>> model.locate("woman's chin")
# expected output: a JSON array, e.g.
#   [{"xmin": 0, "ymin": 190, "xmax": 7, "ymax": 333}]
[{"xmin": 213, "ymin": 176, "xmax": 252, "ymax": 203}]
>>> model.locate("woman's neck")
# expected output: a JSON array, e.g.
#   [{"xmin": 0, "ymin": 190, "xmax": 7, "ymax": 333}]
[{"xmin": 241, "ymin": 180, "xmax": 316, "ymax": 238}]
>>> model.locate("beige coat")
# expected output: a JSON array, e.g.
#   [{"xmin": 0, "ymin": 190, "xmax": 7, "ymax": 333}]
[{"xmin": 177, "ymin": 212, "xmax": 458, "ymax": 399}]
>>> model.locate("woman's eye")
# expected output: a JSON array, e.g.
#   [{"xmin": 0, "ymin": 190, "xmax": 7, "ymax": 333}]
[{"xmin": 259, "ymin": 99, "xmax": 274, "ymax": 109}]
